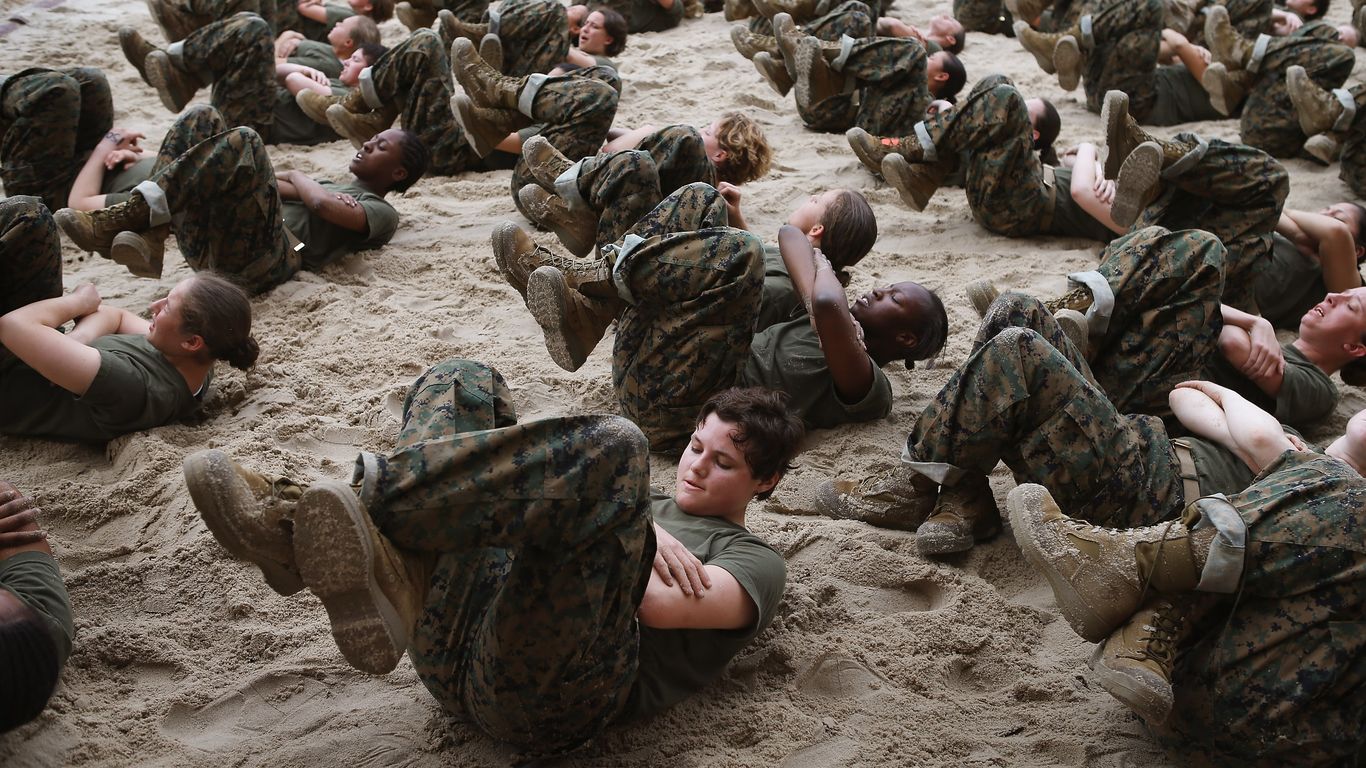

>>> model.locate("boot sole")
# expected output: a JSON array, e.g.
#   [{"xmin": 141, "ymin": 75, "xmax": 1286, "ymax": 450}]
[
  {"xmin": 964, "ymin": 278, "xmax": 999, "ymax": 318},
  {"xmin": 1304, "ymin": 134, "xmax": 1339, "ymax": 165},
  {"xmin": 1100, "ymin": 90, "xmax": 1129, "ymax": 179},
  {"xmin": 325, "ymin": 103, "xmax": 369, "ymax": 150},
  {"xmin": 119, "ymin": 28, "xmax": 152, "ymax": 85},
  {"xmin": 1014, "ymin": 21, "xmax": 1057, "ymax": 75},
  {"xmin": 295, "ymin": 480, "xmax": 406, "ymax": 675},
  {"xmin": 1054, "ymin": 35, "xmax": 1082, "ymax": 92},
  {"xmin": 533, "ymin": 190, "xmax": 595, "ymax": 258},
  {"xmin": 526, "ymin": 266, "xmax": 583, "ymax": 372},
  {"xmin": 1111, "ymin": 141, "xmax": 1161, "ymax": 229},
  {"xmin": 1088, "ymin": 643, "xmax": 1173, "ymax": 724},
  {"xmin": 521, "ymin": 136, "xmax": 571, "ymax": 191},
  {"xmin": 791, "ymin": 35, "xmax": 821, "ymax": 113},
  {"xmin": 1201, "ymin": 63, "xmax": 1235, "ymax": 117},
  {"xmin": 111, "ymin": 230, "xmax": 164, "ymax": 279},
  {"xmin": 145, "ymin": 51, "xmax": 189, "ymax": 114},
  {"xmin": 450, "ymin": 94, "xmax": 497, "ymax": 158},
  {"xmin": 773, "ymin": 13, "xmax": 800, "ymax": 77},
  {"xmin": 182, "ymin": 450, "xmax": 303, "ymax": 596},
  {"xmin": 478, "ymin": 33, "xmax": 504, "ymax": 73},
  {"xmin": 730, "ymin": 24, "xmax": 771, "ymax": 59},
  {"xmin": 915, "ymin": 519, "xmax": 975, "ymax": 555},
  {"xmin": 881, "ymin": 154, "xmax": 932, "ymax": 212},
  {"xmin": 1286, "ymin": 65, "xmax": 1328, "ymax": 137},
  {"xmin": 846, "ymin": 127, "xmax": 884, "ymax": 176},
  {"xmin": 754, "ymin": 53, "xmax": 793, "ymax": 97}
]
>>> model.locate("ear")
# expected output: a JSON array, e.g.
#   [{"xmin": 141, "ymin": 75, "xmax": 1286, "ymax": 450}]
[
  {"xmin": 895, "ymin": 329, "xmax": 918, "ymax": 349},
  {"xmin": 1032, "ymin": 127, "xmax": 1040, "ymax": 143},
  {"xmin": 391, "ymin": 165, "xmax": 409, "ymax": 185},
  {"xmin": 712, "ymin": 148, "xmax": 729, "ymax": 165},
  {"xmin": 181, "ymin": 334, "xmax": 207, "ymax": 355},
  {"xmin": 753, "ymin": 473, "xmax": 781, "ymax": 497},
  {"xmin": 932, "ymin": 70, "xmax": 949, "ymax": 83},
  {"xmin": 806, "ymin": 222, "xmax": 824, "ymax": 243},
  {"xmin": 1346, "ymin": 340, "xmax": 1366, "ymax": 359},
  {"xmin": 944, "ymin": 34, "xmax": 956, "ymax": 48}
]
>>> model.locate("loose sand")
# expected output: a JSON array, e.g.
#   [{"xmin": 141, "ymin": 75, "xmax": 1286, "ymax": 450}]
[{"xmin": 2, "ymin": 0, "xmax": 1364, "ymax": 764}]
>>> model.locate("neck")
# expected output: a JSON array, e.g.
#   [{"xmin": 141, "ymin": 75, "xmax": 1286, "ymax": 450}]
[
  {"xmin": 1292, "ymin": 337, "xmax": 1346, "ymax": 374},
  {"xmin": 334, "ymin": 42, "xmax": 354, "ymax": 58},
  {"xmin": 351, "ymin": 174, "xmax": 385, "ymax": 196},
  {"xmin": 169, "ymin": 354, "xmax": 213, "ymax": 392}
]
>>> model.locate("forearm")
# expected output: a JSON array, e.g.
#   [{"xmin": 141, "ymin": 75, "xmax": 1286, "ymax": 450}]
[
  {"xmin": 1220, "ymin": 303, "xmax": 1262, "ymax": 331},
  {"xmin": 602, "ymin": 125, "xmax": 656, "ymax": 153},
  {"xmin": 563, "ymin": 48, "xmax": 595, "ymax": 68},
  {"xmin": 67, "ymin": 306, "xmax": 145, "ymax": 344},
  {"xmin": 1171, "ymin": 42, "xmax": 1209, "ymax": 79},
  {"xmin": 284, "ymin": 71, "xmax": 331, "ymax": 95},
  {"xmin": 1069, "ymin": 144, "xmax": 1124, "ymax": 234},
  {"xmin": 297, "ymin": 2, "xmax": 328, "ymax": 21},
  {"xmin": 69, "ymin": 143, "xmax": 115, "ymax": 211},
  {"xmin": 777, "ymin": 225, "xmax": 817, "ymax": 301},
  {"xmin": 1296, "ymin": 212, "xmax": 1363, "ymax": 291}
]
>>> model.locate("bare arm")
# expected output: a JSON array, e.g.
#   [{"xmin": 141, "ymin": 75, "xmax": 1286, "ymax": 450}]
[
  {"xmin": 718, "ymin": 182, "xmax": 749, "ymax": 231},
  {"xmin": 0, "ymin": 285, "xmax": 108, "ymax": 396},
  {"xmin": 275, "ymin": 30, "xmax": 304, "ymax": 59},
  {"xmin": 1162, "ymin": 29, "xmax": 1211, "ymax": 80},
  {"xmin": 562, "ymin": 47, "xmax": 597, "ymax": 69},
  {"xmin": 1218, "ymin": 304, "xmax": 1285, "ymax": 394},
  {"xmin": 779, "ymin": 224, "xmax": 875, "ymax": 402},
  {"xmin": 275, "ymin": 170, "xmax": 368, "ymax": 232},
  {"xmin": 1277, "ymin": 210, "xmax": 1316, "ymax": 257},
  {"xmin": 1172, "ymin": 381, "xmax": 1294, "ymax": 472},
  {"xmin": 68, "ymin": 129, "xmax": 146, "ymax": 211},
  {"xmin": 296, "ymin": 0, "xmax": 329, "ymax": 22},
  {"xmin": 602, "ymin": 124, "xmax": 657, "ymax": 153},
  {"xmin": 1284, "ymin": 209, "xmax": 1364, "ymax": 292},
  {"xmin": 637, "ymin": 564, "xmax": 756, "ymax": 629},
  {"xmin": 284, "ymin": 70, "xmax": 333, "ymax": 95},
  {"xmin": 1068, "ymin": 142, "xmax": 1125, "ymax": 234},
  {"xmin": 1169, "ymin": 384, "xmax": 1257, "ymax": 471}
]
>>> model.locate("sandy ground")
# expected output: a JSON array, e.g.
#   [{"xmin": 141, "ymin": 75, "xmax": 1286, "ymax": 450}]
[{"xmin": 2, "ymin": 0, "xmax": 1365, "ymax": 764}]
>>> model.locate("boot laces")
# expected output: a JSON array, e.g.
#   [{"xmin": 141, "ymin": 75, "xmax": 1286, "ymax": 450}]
[{"xmin": 1129, "ymin": 602, "xmax": 1181, "ymax": 665}]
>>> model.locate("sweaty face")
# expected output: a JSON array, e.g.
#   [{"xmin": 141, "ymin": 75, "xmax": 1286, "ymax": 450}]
[
  {"xmin": 926, "ymin": 51, "xmax": 947, "ymax": 89},
  {"xmin": 578, "ymin": 11, "xmax": 613, "ymax": 54},
  {"xmin": 350, "ymin": 127, "xmax": 407, "ymax": 185},
  {"xmin": 850, "ymin": 282, "xmax": 930, "ymax": 346},
  {"xmin": 1299, "ymin": 287, "xmax": 1366, "ymax": 351},
  {"xmin": 674, "ymin": 414, "xmax": 775, "ymax": 518},
  {"xmin": 147, "ymin": 278, "xmax": 195, "ymax": 354},
  {"xmin": 340, "ymin": 48, "xmax": 368, "ymax": 86},
  {"xmin": 787, "ymin": 189, "xmax": 841, "ymax": 234}
]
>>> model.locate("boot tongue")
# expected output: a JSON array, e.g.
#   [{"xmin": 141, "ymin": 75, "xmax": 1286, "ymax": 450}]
[{"xmin": 1067, "ymin": 532, "xmax": 1101, "ymax": 560}]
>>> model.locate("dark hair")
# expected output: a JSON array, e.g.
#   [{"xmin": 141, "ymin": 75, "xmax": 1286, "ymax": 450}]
[
  {"xmin": 1302, "ymin": 0, "xmax": 1328, "ymax": 21},
  {"xmin": 1033, "ymin": 98, "xmax": 1061, "ymax": 166},
  {"xmin": 367, "ymin": 0, "xmax": 394, "ymax": 22},
  {"xmin": 0, "ymin": 601, "xmax": 61, "ymax": 734},
  {"xmin": 590, "ymin": 6, "xmax": 629, "ymax": 56},
  {"xmin": 1345, "ymin": 202, "xmax": 1366, "ymax": 254},
  {"xmin": 1342, "ymin": 355, "xmax": 1366, "ymax": 385},
  {"xmin": 359, "ymin": 42, "xmax": 387, "ymax": 66},
  {"xmin": 943, "ymin": 20, "xmax": 966, "ymax": 54},
  {"xmin": 698, "ymin": 388, "xmax": 804, "ymax": 499},
  {"xmin": 937, "ymin": 52, "xmax": 966, "ymax": 102},
  {"xmin": 820, "ymin": 189, "xmax": 878, "ymax": 273},
  {"xmin": 900, "ymin": 283, "xmax": 948, "ymax": 370},
  {"xmin": 180, "ymin": 273, "xmax": 258, "ymax": 371},
  {"xmin": 348, "ymin": 15, "xmax": 381, "ymax": 46},
  {"xmin": 390, "ymin": 129, "xmax": 430, "ymax": 193}
]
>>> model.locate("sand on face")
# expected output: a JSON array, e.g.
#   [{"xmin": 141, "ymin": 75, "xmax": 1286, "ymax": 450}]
[{"xmin": 2, "ymin": 0, "xmax": 1363, "ymax": 764}]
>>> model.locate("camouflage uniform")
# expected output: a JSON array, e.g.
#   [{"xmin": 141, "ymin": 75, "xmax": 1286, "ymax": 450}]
[
  {"xmin": 610, "ymin": 183, "xmax": 764, "ymax": 450},
  {"xmin": 0, "ymin": 196, "xmax": 61, "ymax": 325},
  {"xmin": 482, "ymin": 0, "xmax": 569, "ymax": 77},
  {"xmin": 953, "ymin": 0, "xmax": 1011, "ymax": 35},
  {"xmin": 1153, "ymin": 450, "xmax": 1366, "ymax": 766},
  {"xmin": 564, "ymin": 124, "xmax": 716, "ymax": 251},
  {"xmin": 798, "ymin": 35, "xmax": 932, "ymax": 135},
  {"xmin": 507, "ymin": 67, "xmax": 620, "ymax": 218},
  {"xmin": 1077, "ymin": 0, "xmax": 1174, "ymax": 119},
  {"xmin": 151, "ymin": 0, "xmax": 270, "ymax": 40},
  {"xmin": 354, "ymin": 359, "xmax": 654, "ymax": 757},
  {"xmin": 1238, "ymin": 22, "xmax": 1354, "ymax": 158},
  {"xmin": 747, "ymin": 0, "xmax": 875, "ymax": 41},
  {"xmin": 1338, "ymin": 82, "xmax": 1366, "ymax": 198},
  {"xmin": 170, "ymin": 12, "xmax": 276, "ymax": 138},
  {"xmin": 0, "ymin": 67, "xmax": 114, "ymax": 210}
]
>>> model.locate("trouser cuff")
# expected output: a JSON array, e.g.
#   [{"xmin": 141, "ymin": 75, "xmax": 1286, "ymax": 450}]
[
  {"xmin": 913, "ymin": 121, "xmax": 938, "ymax": 162},
  {"xmin": 899, "ymin": 447, "xmax": 967, "ymax": 485},
  {"xmin": 831, "ymin": 34, "xmax": 856, "ymax": 71},
  {"xmin": 358, "ymin": 67, "xmax": 384, "ymax": 109},
  {"xmin": 1333, "ymin": 87, "xmax": 1357, "ymax": 132},
  {"xmin": 1079, "ymin": 14, "xmax": 1094, "ymax": 48},
  {"xmin": 553, "ymin": 158, "xmax": 590, "ymax": 212},
  {"xmin": 1248, "ymin": 33, "xmax": 1269, "ymax": 73},
  {"xmin": 1065, "ymin": 270, "xmax": 1113, "ymax": 338},
  {"xmin": 1186, "ymin": 495, "xmax": 1247, "ymax": 594},
  {"xmin": 134, "ymin": 180, "xmax": 171, "ymax": 226},
  {"xmin": 487, "ymin": 6, "xmax": 501, "ymax": 35},
  {"xmin": 518, "ymin": 74, "xmax": 546, "ymax": 117},
  {"xmin": 611, "ymin": 234, "xmax": 645, "ymax": 304},
  {"xmin": 353, "ymin": 451, "xmax": 382, "ymax": 509}
]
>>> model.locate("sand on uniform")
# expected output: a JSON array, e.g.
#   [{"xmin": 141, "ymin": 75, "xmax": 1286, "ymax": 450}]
[{"xmin": 2, "ymin": 0, "xmax": 1364, "ymax": 765}]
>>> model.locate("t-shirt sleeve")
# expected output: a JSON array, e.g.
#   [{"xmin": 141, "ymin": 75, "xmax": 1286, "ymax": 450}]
[
  {"xmin": 707, "ymin": 538, "xmax": 786, "ymax": 637},
  {"xmin": 1276, "ymin": 352, "xmax": 1338, "ymax": 427},
  {"xmin": 838, "ymin": 365, "xmax": 894, "ymax": 421},
  {"xmin": 0, "ymin": 551, "xmax": 75, "ymax": 665},
  {"xmin": 358, "ymin": 195, "xmax": 399, "ymax": 248}
]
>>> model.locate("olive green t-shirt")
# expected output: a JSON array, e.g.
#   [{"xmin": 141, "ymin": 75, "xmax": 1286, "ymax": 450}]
[
  {"xmin": 288, "ymin": 39, "xmax": 343, "ymax": 79},
  {"xmin": 281, "ymin": 180, "xmax": 399, "ymax": 270},
  {"xmin": 0, "ymin": 335, "xmax": 205, "ymax": 442},
  {"xmin": 1046, "ymin": 166, "xmax": 1119, "ymax": 244},
  {"xmin": 755, "ymin": 244, "xmax": 804, "ymax": 331},
  {"xmin": 623, "ymin": 496, "xmax": 786, "ymax": 720},
  {"xmin": 1256, "ymin": 232, "xmax": 1352, "ymax": 331},
  {"xmin": 99, "ymin": 156, "xmax": 156, "ymax": 205},
  {"xmin": 738, "ymin": 318, "xmax": 894, "ymax": 429},
  {"xmin": 272, "ymin": 82, "xmax": 345, "ymax": 145},
  {"xmin": 628, "ymin": 0, "xmax": 684, "ymax": 32},
  {"xmin": 0, "ymin": 551, "xmax": 74, "ymax": 666},
  {"xmin": 1147, "ymin": 65, "xmax": 1224, "ymax": 126},
  {"xmin": 1185, "ymin": 437, "xmax": 1256, "ymax": 497},
  {"xmin": 299, "ymin": 4, "xmax": 355, "ymax": 41},
  {"xmin": 1203, "ymin": 342, "xmax": 1338, "ymax": 429}
]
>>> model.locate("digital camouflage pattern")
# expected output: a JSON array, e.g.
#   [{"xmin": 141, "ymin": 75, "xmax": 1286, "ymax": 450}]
[
  {"xmin": 953, "ymin": 0, "xmax": 1011, "ymax": 35},
  {"xmin": 798, "ymin": 35, "xmax": 932, "ymax": 135},
  {"xmin": 176, "ymin": 12, "xmax": 277, "ymax": 138},
  {"xmin": 1338, "ymin": 82, "xmax": 1366, "ymax": 198},
  {"xmin": 509, "ymin": 66, "xmax": 619, "ymax": 218},
  {"xmin": 746, "ymin": 0, "xmax": 875, "ymax": 41},
  {"xmin": 485, "ymin": 0, "xmax": 570, "ymax": 77},
  {"xmin": 0, "ymin": 67, "xmax": 114, "ymax": 210},
  {"xmin": 610, "ymin": 183, "xmax": 763, "ymax": 450},
  {"xmin": 1078, "ymin": 0, "xmax": 1166, "ymax": 119},
  {"xmin": 1239, "ymin": 24, "xmax": 1354, "ymax": 158},
  {"xmin": 0, "ymin": 196, "xmax": 61, "ymax": 322},
  {"xmin": 360, "ymin": 358, "xmax": 654, "ymax": 757},
  {"xmin": 152, "ymin": 0, "xmax": 269, "ymax": 40}
]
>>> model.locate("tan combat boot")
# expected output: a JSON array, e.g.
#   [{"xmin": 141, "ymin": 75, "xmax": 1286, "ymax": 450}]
[
  {"xmin": 1101, "ymin": 90, "xmax": 1197, "ymax": 178},
  {"xmin": 451, "ymin": 37, "xmax": 520, "ymax": 109},
  {"xmin": 1110, "ymin": 141, "xmax": 1164, "ymax": 228},
  {"xmin": 1005, "ymin": 0, "xmax": 1052, "ymax": 25},
  {"xmin": 111, "ymin": 225, "xmax": 170, "ymax": 279},
  {"xmin": 1014, "ymin": 21, "xmax": 1062, "ymax": 75},
  {"xmin": 1304, "ymin": 132, "xmax": 1342, "ymax": 165},
  {"xmin": 450, "ymin": 95, "xmax": 526, "ymax": 157},
  {"xmin": 754, "ymin": 52, "xmax": 795, "ymax": 96},
  {"xmin": 731, "ymin": 24, "xmax": 779, "ymax": 59},
  {"xmin": 183, "ymin": 449, "xmax": 307, "ymax": 596},
  {"xmin": 119, "ymin": 27, "xmax": 159, "ymax": 85},
  {"xmin": 1200, "ymin": 62, "xmax": 1251, "ymax": 117},
  {"xmin": 881, "ymin": 153, "xmax": 956, "ymax": 212},
  {"xmin": 144, "ymin": 49, "xmax": 200, "ymax": 113},
  {"xmin": 916, "ymin": 473, "xmax": 1001, "ymax": 556},
  {"xmin": 1204, "ymin": 5, "xmax": 1253, "ymax": 69},
  {"xmin": 964, "ymin": 278, "xmax": 1000, "ymax": 318},
  {"xmin": 521, "ymin": 134, "xmax": 574, "ymax": 190},
  {"xmin": 55, "ymin": 194, "xmax": 152, "ymax": 256},
  {"xmin": 395, "ymin": 0, "xmax": 437, "ymax": 31},
  {"xmin": 518, "ymin": 186, "xmax": 597, "ymax": 258},
  {"xmin": 326, "ymin": 102, "xmax": 399, "ymax": 149},
  {"xmin": 526, "ymin": 265, "xmax": 621, "ymax": 372},
  {"xmin": 296, "ymin": 88, "xmax": 354, "ymax": 125},
  {"xmin": 1089, "ymin": 596, "xmax": 1195, "ymax": 724},
  {"xmin": 1287, "ymin": 65, "xmax": 1346, "ymax": 137},
  {"xmin": 1006, "ymin": 483, "xmax": 1205, "ymax": 642},
  {"xmin": 493, "ymin": 221, "xmax": 614, "ymax": 298},
  {"xmin": 814, "ymin": 465, "xmax": 938, "ymax": 530},
  {"xmin": 438, "ymin": 8, "xmax": 488, "ymax": 46},
  {"xmin": 846, "ymin": 127, "xmax": 916, "ymax": 176}
]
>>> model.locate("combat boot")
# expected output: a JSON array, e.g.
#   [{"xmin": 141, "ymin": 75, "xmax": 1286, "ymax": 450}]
[
  {"xmin": 1287, "ymin": 65, "xmax": 1346, "ymax": 136},
  {"xmin": 450, "ymin": 95, "xmax": 526, "ymax": 157},
  {"xmin": 1014, "ymin": 21, "xmax": 1061, "ymax": 75},
  {"xmin": 395, "ymin": 0, "xmax": 437, "ymax": 31},
  {"xmin": 439, "ymin": 8, "xmax": 488, "ymax": 45},
  {"xmin": 493, "ymin": 221, "xmax": 615, "ymax": 297},
  {"xmin": 754, "ymin": 52, "xmax": 794, "ymax": 96},
  {"xmin": 1110, "ymin": 141, "xmax": 1164, "ymax": 228},
  {"xmin": 1044, "ymin": 283, "xmax": 1092, "ymax": 313},
  {"xmin": 772, "ymin": 12, "xmax": 804, "ymax": 75},
  {"xmin": 297, "ymin": 88, "xmax": 350, "ymax": 125},
  {"xmin": 1054, "ymin": 308, "xmax": 1090, "ymax": 356},
  {"xmin": 145, "ymin": 50, "xmax": 200, "ymax": 113},
  {"xmin": 793, "ymin": 36, "xmax": 846, "ymax": 112},
  {"xmin": 1304, "ymin": 132, "xmax": 1342, "ymax": 165},
  {"xmin": 518, "ymin": 186, "xmax": 597, "ymax": 258},
  {"xmin": 119, "ymin": 27, "xmax": 159, "ymax": 85},
  {"xmin": 1102, "ymin": 90, "xmax": 1197, "ymax": 179},
  {"xmin": 294, "ymin": 480, "xmax": 428, "ymax": 675},
  {"xmin": 1089, "ymin": 596, "xmax": 1194, "ymax": 724},
  {"xmin": 1200, "ymin": 62, "xmax": 1250, "ymax": 117},
  {"xmin": 147, "ymin": 0, "xmax": 197, "ymax": 42},
  {"xmin": 814, "ymin": 465, "xmax": 938, "ymax": 530},
  {"xmin": 1004, "ymin": 0, "xmax": 1051, "ymax": 24},
  {"xmin": 183, "ymin": 449, "xmax": 307, "ymax": 596},
  {"xmin": 526, "ymin": 265, "xmax": 621, "ymax": 372},
  {"xmin": 731, "ymin": 25, "xmax": 778, "ymax": 59},
  {"xmin": 763, "ymin": 0, "xmax": 818, "ymax": 22},
  {"xmin": 1053, "ymin": 33, "xmax": 1083, "ymax": 91},
  {"xmin": 326, "ymin": 102, "xmax": 398, "ymax": 149},
  {"xmin": 55, "ymin": 194, "xmax": 152, "ymax": 256},
  {"xmin": 882, "ymin": 153, "xmax": 956, "ymax": 212},
  {"xmin": 1204, "ymin": 5, "xmax": 1253, "ymax": 69},
  {"xmin": 1006, "ymin": 483, "xmax": 1204, "ymax": 642},
  {"xmin": 521, "ymin": 134, "xmax": 573, "ymax": 190},
  {"xmin": 111, "ymin": 225, "xmax": 170, "ymax": 279},
  {"xmin": 479, "ymin": 33, "xmax": 504, "ymax": 73},
  {"xmin": 725, "ymin": 0, "xmax": 757, "ymax": 20},
  {"xmin": 451, "ymin": 37, "xmax": 520, "ymax": 109},
  {"xmin": 964, "ymin": 278, "xmax": 999, "ymax": 317},
  {"xmin": 916, "ymin": 473, "xmax": 1001, "ymax": 556},
  {"xmin": 846, "ymin": 127, "xmax": 915, "ymax": 176}
]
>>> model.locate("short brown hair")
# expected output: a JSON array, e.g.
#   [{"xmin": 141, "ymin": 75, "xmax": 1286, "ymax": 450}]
[
  {"xmin": 348, "ymin": 15, "xmax": 381, "ymax": 46},
  {"xmin": 819, "ymin": 189, "xmax": 877, "ymax": 272},
  {"xmin": 698, "ymin": 388, "xmax": 804, "ymax": 499},
  {"xmin": 714, "ymin": 112, "xmax": 772, "ymax": 185}
]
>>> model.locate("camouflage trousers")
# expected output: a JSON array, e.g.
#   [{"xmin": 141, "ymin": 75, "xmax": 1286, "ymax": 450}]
[
  {"xmin": 0, "ymin": 196, "xmax": 61, "ymax": 317},
  {"xmin": 143, "ymin": 105, "xmax": 297, "ymax": 293},
  {"xmin": 798, "ymin": 35, "xmax": 932, "ymax": 135},
  {"xmin": 366, "ymin": 29, "xmax": 482, "ymax": 175},
  {"xmin": 508, "ymin": 66, "xmax": 620, "ymax": 218},
  {"xmin": 1338, "ymin": 82, "xmax": 1366, "ymax": 198},
  {"xmin": 0, "ymin": 67, "xmax": 113, "ymax": 210},
  {"xmin": 1182, "ymin": 0, "xmax": 1271, "ymax": 43},
  {"xmin": 922, "ymin": 74, "xmax": 1051, "ymax": 238},
  {"xmin": 1133, "ymin": 135, "xmax": 1286, "ymax": 313},
  {"xmin": 174, "ymin": 12, "xmax": 276, "ymax": 138},
  {"xmin": 905, "ymin": 324, "xmax": 1185, "ymax": 529},
  {"xmin": 1078, "ymin": 0, "xmax": 1165, "ymax": 118},
  {"xmin": 746, "ymin": 0, "xmax": 874, "ymax": 41},
  {"xmin": 610, "ymin": 183, "xmax": 764, "ymax": 451},
  {"xmin": 953, "ymin": 0, "xmax": 1012, "ymax": 34},
  {"xmin": 358, "ymin": 359, "xmax": 654, "ymax": 756},
  {"xmin": 483, "ymin": 0, "xmax": 569, "ymax": 77},
  {"xmin": 411, "ymin": 0, "xmax": 490, "ymax": 23},
  {"xmin": 151, "ymin": 0, "xmax": 268, "ymax": 41},
  {"xmin": 1154, "ymin": 451, "xmax": 1366, "ymax": 766},
  {"xmin": 571, "ymin": 124, "xmax": 716, "ymax": 251},
  {"xmin": 1239, "ymin": 23, "xmax": 1354, "ymax": 158}
]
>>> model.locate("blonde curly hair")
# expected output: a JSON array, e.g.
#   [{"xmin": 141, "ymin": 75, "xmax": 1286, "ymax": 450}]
[{"xmin": 714, "ymin": 112, "xmax": 773, "ymax": 185}]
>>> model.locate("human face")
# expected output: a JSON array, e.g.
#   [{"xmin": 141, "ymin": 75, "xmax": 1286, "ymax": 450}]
[
  {"xmin": 699, "ymin": 120, "xmax": 728, "ymax": 166},
  {"xmin": 926, "ymin": 51, "xmax": 948, "ymax": 91},
  {"xmin": 787, "ymin": 189, "xmax": 842, "ymax": 236},
  {"xmin": 850, "ymin": 282, "xmax": 928, "ymax": 346},
  {"xmin": 340, "ymin": 48, "xmax": 369, "ymax": 86},
  {"xmin": 674, "ymin": 414, "xmax": 777, "ymax": 520},
  {"xmin": 578, "ymin": 11, "xmax": 614, "ymax": 54},
  {"xmin": 567, "ymin": 4, "xmax": 589, "ymax": 36},
  {"xmin": 1321, "ymin": 202, "xmax": 1364, "ymax": 241},
  {"xmin": 147, "ymin": 278, "xmax": 195, "ymax": 355},
  {"xmin": 926, "ymin": 14, "xmax": 961, "ymax": 47},
  {"xmin": 1299, "ymin": 287, "xmax": 1366, "ymax": 353},
  {"xmin": 328, "ymin": 15, "xmax": 356, "ymax": 48},
  {"xmin": 350, "ymin": 127, "xmax": 407, "ymax": 188}
]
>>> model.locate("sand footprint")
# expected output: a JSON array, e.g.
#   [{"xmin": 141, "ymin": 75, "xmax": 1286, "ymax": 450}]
[{"xmin": 797, "ymin": 652, "xmax": 892, "ymax": 700}]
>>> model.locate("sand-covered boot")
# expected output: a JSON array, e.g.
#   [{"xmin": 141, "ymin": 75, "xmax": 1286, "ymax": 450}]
[
  {"xmin": 1110, "ymin": 141, "xmax": 1164, "ymax": 228},
  {"xmin": 1089, "ymin": 596, "xmax": 1194, "ymax": 724},
  {"xmin": 882, "ymin": 153, "xmax": 956, "ymax": 212},
  {"xmin": 793, "ymin": 36, "xmax": 846, "ymax": 112},
  {"xmin": 1287, "ymin": 65, "xmax": 1346, "ymax": 137},
  {"xmin": 526, "ymin": 265, "xmax": 620, "ymax": 371},
  {"xmin": 732, "ymin": 25, "xmax": 779, "ymax": 59},
  {"xmin": 1053, "ymin": 33, "xmax": 1083, "ymax": 91},
  {"xmin": 119, "ymin": 27, "xmax": 159, "ymax": 85},
  {"xmin": 1014, "ymin": 21, "xmax": 1062, "ymax": 74},
  {"xmin": 1304, "ymin": 132, "xmax": 1342, "ymax": 165},
  {"xmin": 144, "ymin": 50, "xmax": 200, "ymax": 112},
  {"xmin": 396, "ymin": 1, "xmax": 437, "ymax": 31},
  {"xmin": 916, "ymin": 473, "xmax": 1001, "ymax": 556},
  {"xmin": 183, "ymin": 449, "xmax": 307, "ymax": 596},
  {"xmin": 1201, "ymin": 62, "xmax": 1250, "ymax": 117},
  {"xmin": 111, "ymin": 225, "xmax": 170, "ymax": 279},
  {"xmin": 450, "ymin": 95, "xmax": 526, "ymax": 157},
  {"xmin": 1006, "ymin": 483, "xmax": 1204, "ymax": 642},
  {"xmin": 846, "ymin": 127, "xmax": 916, "ymax": 176},
  {"xmin": 1043, "ymin": 283, "xmax": 1093, "ymax": 313},
  {"xmin": 814, "ymin": 465, "xmax": 938, "ymax": 530},
  {"xmin": 479, "ymin": 33, "xmax": 504, "ymax": 73},
  {"xmin": 765, "ymin": 0, "xmax": 819, "ymax": 22},
  {"xmin": 294, "ymin": 480, "xmax": 426, "ymax": 675},
  {"xmin": 55, "ymin": 194, "xmax": 152, "ymax": 256},
  {"xmin": 493, "ymin": 221, "xmax": 614, "ymax": 297},
  {"xmin": 1101, "ymin": 90, "xmax": 1195, "ymax": 178},
  {"xmin": 1005, "ymin": 0, "xmax": 1051, "ymax": 24},
  {"xmin": 1053, "ymin": 308, "xmax": 1090, "ymax": 356},
  {"xmin": 964, "ymin": 278, "xmax": 1000, "ymax": 317},
  {"xmin": 297, "ymin": 88, "xmax": 348, "ymax": 125},
  {"xmin": 439, "ymin": 8, "xmax": 488, "ymax": 45},
  {"xmin": 1204, "ymin": 5, "xmax": 1252, "ymax": 69},
  {"xmin": 452, "ymin": 37, "xmax": 520, "ymax": 109},
  {"xmin": 754, "ymin": 52, "xmax": 795, "ymax": 96},
  {"xmin": 326, "ymin": 102, "xmax": 398, "ymax": 149},
  {"xmin": 519, "ymin": 186, "xmax": 597, "ymax": 258},
  {"xmin": 725, "ymin": 0, "xmax": 757, "ymax": 20},
  {"xmin": 521, "ymin": 134, "xmax": 573, "ymax": 190},
  {"xmin": 772, "ymin": 12, "xmax": 805, "ymax": 75}
]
